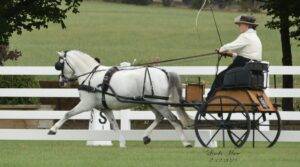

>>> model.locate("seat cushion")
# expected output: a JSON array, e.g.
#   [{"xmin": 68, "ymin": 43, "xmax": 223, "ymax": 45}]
[{"xmin": 223, "ymin": 62, "xmax": 268, "ymax": 90}]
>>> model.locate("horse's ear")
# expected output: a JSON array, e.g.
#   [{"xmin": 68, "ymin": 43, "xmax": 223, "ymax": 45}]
[
  {"xmin": 57, "ymin": 51, "xmax": 64, "ymax": 57},
  {"xmin": 94, "ymin": 57, "xmax": 101, "ymax": 64}
]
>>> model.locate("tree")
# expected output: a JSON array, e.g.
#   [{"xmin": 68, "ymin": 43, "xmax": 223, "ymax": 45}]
[
  {"xmin": 0, "ymin": 0, "xmax": 82, "ymax": 45},
  {"xmin": 0, "ymin": 45, "xmax": 21, "ymax": 66},
  {"xmin": 0, "ymin": 1, "xmax": 82, "ymax": 104},
  {"xmin": 260, "ymin": 0, "xmax": 300, "ymax": 111}
]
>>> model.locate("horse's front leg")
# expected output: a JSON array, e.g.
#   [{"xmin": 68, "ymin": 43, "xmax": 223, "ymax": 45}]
[{"xmin": 48, "ymin": 100, "xmax": 95, "ymax": 135}]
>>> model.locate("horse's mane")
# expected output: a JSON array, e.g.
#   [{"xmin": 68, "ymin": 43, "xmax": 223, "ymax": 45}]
[{"xmin": 68, "ymin": 50, "xmax": 99, "ymax": 68}]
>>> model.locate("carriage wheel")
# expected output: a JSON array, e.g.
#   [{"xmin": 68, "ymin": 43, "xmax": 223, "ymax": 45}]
[
  {"xmin": 194, "ymin": 96, "xmax": 251, "ymax": 148},
  {"xmin": 249, "ymin": 111, "xmax": 281, "ymax": 148}
]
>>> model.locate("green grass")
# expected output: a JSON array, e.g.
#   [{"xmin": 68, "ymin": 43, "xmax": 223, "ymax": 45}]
[
  {"xmin": 6, "ymin": 1, "xmax": 300, "ymax": 107},
  {"xmin": 8, "ymin": 1, "xmax": 300, "ymax": 67},
  {"xmin": 3, "ymin": 3, "xmax": 300, "ymax": 165},
  {"xmin": 0, "ymin": 141, "xmax": 300, "ymax": 167}
]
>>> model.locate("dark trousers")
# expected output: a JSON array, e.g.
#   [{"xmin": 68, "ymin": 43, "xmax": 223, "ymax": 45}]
[{"xmin": 206, "ymin": 56, "xmax": 251, "ymax": 100}]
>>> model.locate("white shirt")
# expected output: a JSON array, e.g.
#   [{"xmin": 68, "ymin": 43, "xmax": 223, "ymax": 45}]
[{"xmin": 219, "ymin": 29, "xmax": 262, "ymax": 61}]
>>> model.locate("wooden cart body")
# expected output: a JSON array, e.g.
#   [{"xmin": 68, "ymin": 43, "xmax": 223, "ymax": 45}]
[
  {"xmin": 185, "ymin": 83, "xmax": 277, "ymax": 113},
  {"xmin": 208, "ymin": 90, "xmax": 277, "ymax": 113}
]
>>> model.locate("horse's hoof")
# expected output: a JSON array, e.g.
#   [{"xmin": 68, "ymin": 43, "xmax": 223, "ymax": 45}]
[
  {"xmin": 48, "ymin": 130, "xmax": 56, "ymax": 135},
  {"xmin": 143, "ymin": 136, "xmax": 151, "ymax": 145},
  {"xmin": 120, "ymin": 143, "xmax": 126, "ymax": 148},
  {"xmin": 185, "ymin": 144, "xmax": 193, "ymax": 148}
]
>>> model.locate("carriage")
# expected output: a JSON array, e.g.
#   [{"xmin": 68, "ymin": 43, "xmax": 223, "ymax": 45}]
[
  {"xmin": 53, "ymin": 50, "xmax": 281, "ymax": 148},
  {"xmin": 186, "ymin": 61, "xmax": 281, "ymax": 148}
]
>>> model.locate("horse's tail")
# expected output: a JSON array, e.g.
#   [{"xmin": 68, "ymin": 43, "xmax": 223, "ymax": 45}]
[
  {"xmin": 167, "ymin": 72, "xmax": 183, "ymax": 103},
  {"xmin": 168, "ymin": 72, "xmax": 194, "ymax": 128}
]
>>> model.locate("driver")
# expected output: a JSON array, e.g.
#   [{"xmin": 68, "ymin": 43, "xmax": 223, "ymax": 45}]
[{"xmin": 206, "ymin": 15, "xmax": 262, "ymax": 100}]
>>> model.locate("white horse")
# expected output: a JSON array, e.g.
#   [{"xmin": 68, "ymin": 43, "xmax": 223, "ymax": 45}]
[{"xmin": 49, "ymin": 50, "xmax": 194, "ymax": 147}]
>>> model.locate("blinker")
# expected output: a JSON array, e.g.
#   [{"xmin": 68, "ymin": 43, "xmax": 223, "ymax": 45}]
[{"xmin": 55, "ymin": 59, "xmax": 64, "ymax": 71}]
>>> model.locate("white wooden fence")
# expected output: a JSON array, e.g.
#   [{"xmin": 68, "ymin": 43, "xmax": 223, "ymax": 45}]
[{"xmin": 0, "ymin": 66, "xmax": 300, "ymax": 146}]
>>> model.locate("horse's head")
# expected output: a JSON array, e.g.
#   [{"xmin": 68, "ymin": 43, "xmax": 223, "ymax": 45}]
[
  {"xmin": 55, "ymin": 51, "xmax": 77, "ymax": 87},
  {"xmin": 54, "ymin": 50, "xmax": 102, "ymax": 87}
]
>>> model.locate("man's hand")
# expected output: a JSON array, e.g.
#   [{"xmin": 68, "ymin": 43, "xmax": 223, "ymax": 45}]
[{"xmin": 215, "ymin": 49, "xmax": 233, "ymax": 57}]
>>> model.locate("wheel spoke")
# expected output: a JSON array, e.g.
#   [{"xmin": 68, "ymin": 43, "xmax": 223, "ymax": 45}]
[
  {"xmin": 207, "ymin": 113, "xmax": 219, "ymax": 121},
  {"xmin": 232, "ymin": 105, "xmax": 238, "ymax": 112},
  {"xmin": 228, "ymin": 130, "xmax": 242, "ymax": 142},
  {"xmin": 242, "ymin": 112, "xmax": 247, "ymax": 118},
  {"xmin": 206, "ymin": 128, "xmax": 220, "ymax": 146},
  {"xmin": 222, "ymin": 129, "xmax": 225, "ymax": 147},
  {"xmin": 255, "ymin": 127, "xmax": 272, "ymax": 143},
  {"xmin": 201, "ymin": 115, "xmax": 216, "ymax": 122},
  {"xmin": 221, "ymin": 114, "xmax": 225, "ymax": 147},
  {"xmin": 237, "ymin": 131, "xmax": 248, "ymax": 144},
  {"xmin": 229, "ymin": 130, "xmax": 248, "ymax": 145},
  {"xmin": 256, "ymin": 114, "xmax": 263, "ymax": 122}
]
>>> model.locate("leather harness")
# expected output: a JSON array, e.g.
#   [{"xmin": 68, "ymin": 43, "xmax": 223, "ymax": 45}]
[
  {"xmin": 78, "ymin": 66, "xmax": 169, "ymax": 109},
  {"xmin": 98, "ymin": 66, "xmax": 119, "ymax": 109}
]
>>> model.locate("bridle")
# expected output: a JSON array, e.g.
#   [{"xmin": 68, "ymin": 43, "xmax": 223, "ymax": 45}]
[
  {"xmin": 55, "ymin": 51, "xmax": 78, "ymax": 85},
  {"xmin": 54, "ymin": 51, "xmax": 103, "ymax": 86}
]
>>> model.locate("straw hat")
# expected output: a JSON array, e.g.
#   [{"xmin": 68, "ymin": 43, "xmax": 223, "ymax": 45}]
[{"xmin": 234, "ymin": 15, "xmax": 258, "ymax": 27}]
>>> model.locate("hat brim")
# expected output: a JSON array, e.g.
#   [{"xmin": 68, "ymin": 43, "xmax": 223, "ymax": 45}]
[{"xmin": 235, "ymin": 21, "xmax": 258, "ymax": 27}]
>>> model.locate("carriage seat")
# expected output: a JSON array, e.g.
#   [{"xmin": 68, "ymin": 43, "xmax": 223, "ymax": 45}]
[{"xmin": 223, "ymin": 61, "xmax": 269, "ymax": 90}]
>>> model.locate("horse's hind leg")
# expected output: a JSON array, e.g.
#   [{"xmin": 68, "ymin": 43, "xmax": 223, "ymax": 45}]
[
  {"xmin": 143, "ymin": 107, "xmax": 164, "ymax": 145},
  {"xmin": 152, "ymin": 104, "xmax": 192, "ymax": 148},
  {"xmin": 174, "ymin": 106, "xmax": 194, "ymax": 128},
  {"xmin": 103, "ymin": 110, "xmax": 126, "ymax": 148}
]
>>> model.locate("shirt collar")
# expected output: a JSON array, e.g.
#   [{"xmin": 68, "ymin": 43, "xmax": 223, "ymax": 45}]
[{"xmin": 245, "ymin": 28, "xmax": 256, "ymax": 33}]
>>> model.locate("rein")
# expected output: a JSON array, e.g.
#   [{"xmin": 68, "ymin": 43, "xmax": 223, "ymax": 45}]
[{"xmin": 134, "ymin": 52, "xmax": 218, "ymax": 66}]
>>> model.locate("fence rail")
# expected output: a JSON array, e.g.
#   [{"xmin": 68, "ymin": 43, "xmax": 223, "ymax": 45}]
[
  {"xmin": 0, "ymin": 88, "xmax": 300, "ymax": 98},
  {"xmin": 0, "ymin": 66, "xmax": 300, "ymax": 146},
  {"xmin": 1, "ymin": 66, "xmax": 300, "ymax": 75},
  {"xmin": 0, "ymin": 129, "xmax": 299, "ymax": 142}
]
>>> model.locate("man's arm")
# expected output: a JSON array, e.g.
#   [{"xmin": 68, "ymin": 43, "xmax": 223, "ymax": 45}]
[
  {"xmin": 219, "ymin": 34, "xmax": 248, "ymax": 52},
  {"xmin": 216, "ymin": 49, "xmax": 235, "ymax": 57}
]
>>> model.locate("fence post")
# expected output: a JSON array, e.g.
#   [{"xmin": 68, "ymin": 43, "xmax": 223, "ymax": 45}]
[
  {"xmin": 121, "ymin": 109, "xmax": 131, "ymax": 130},
  {"xmin": 86, "ymin": 109, "xmax": 112, "ymax": 146}
]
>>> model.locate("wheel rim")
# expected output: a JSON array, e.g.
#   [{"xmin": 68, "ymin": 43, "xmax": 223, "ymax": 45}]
[
  {"xmin": 227, "ymin": 111, "xmax": 251, "ymax": 148},
  {"xmin": 250, "ymin": 111, "xmax": 281, "ymax": 147},
  {"xmin": 194, "ymin": 96, "xmax": 251, "ymax": 148}
]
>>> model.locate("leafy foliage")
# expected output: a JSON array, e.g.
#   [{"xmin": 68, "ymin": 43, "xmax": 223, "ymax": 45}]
[
  {"xmin": 162, "ymin": 0, "xmax": 174, "ymax": 7},
  {"xmin": 0, "ymin": 0, "xmax": 82, "ymax": 45},
  {"xmin": 0, "ymin": 1, "xmax": 81, "ymax": 104},
  {"xmin": 103, "ymin": 0, "xmax": 153, "ymax": 6},
  {"xmin": 190, "ymin": 0, "xmax": 206, "ymax": 9},
  {"xmin": 0, "ymin": 45, "xmax": 22, "ymax": 66},
  {"xmin": 259, "ymin": 0, "xmax": 300, "ymax": 41},
  {"xmin": 0, "ymin": 75, "xmax": 39, "ymax": 105}
]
